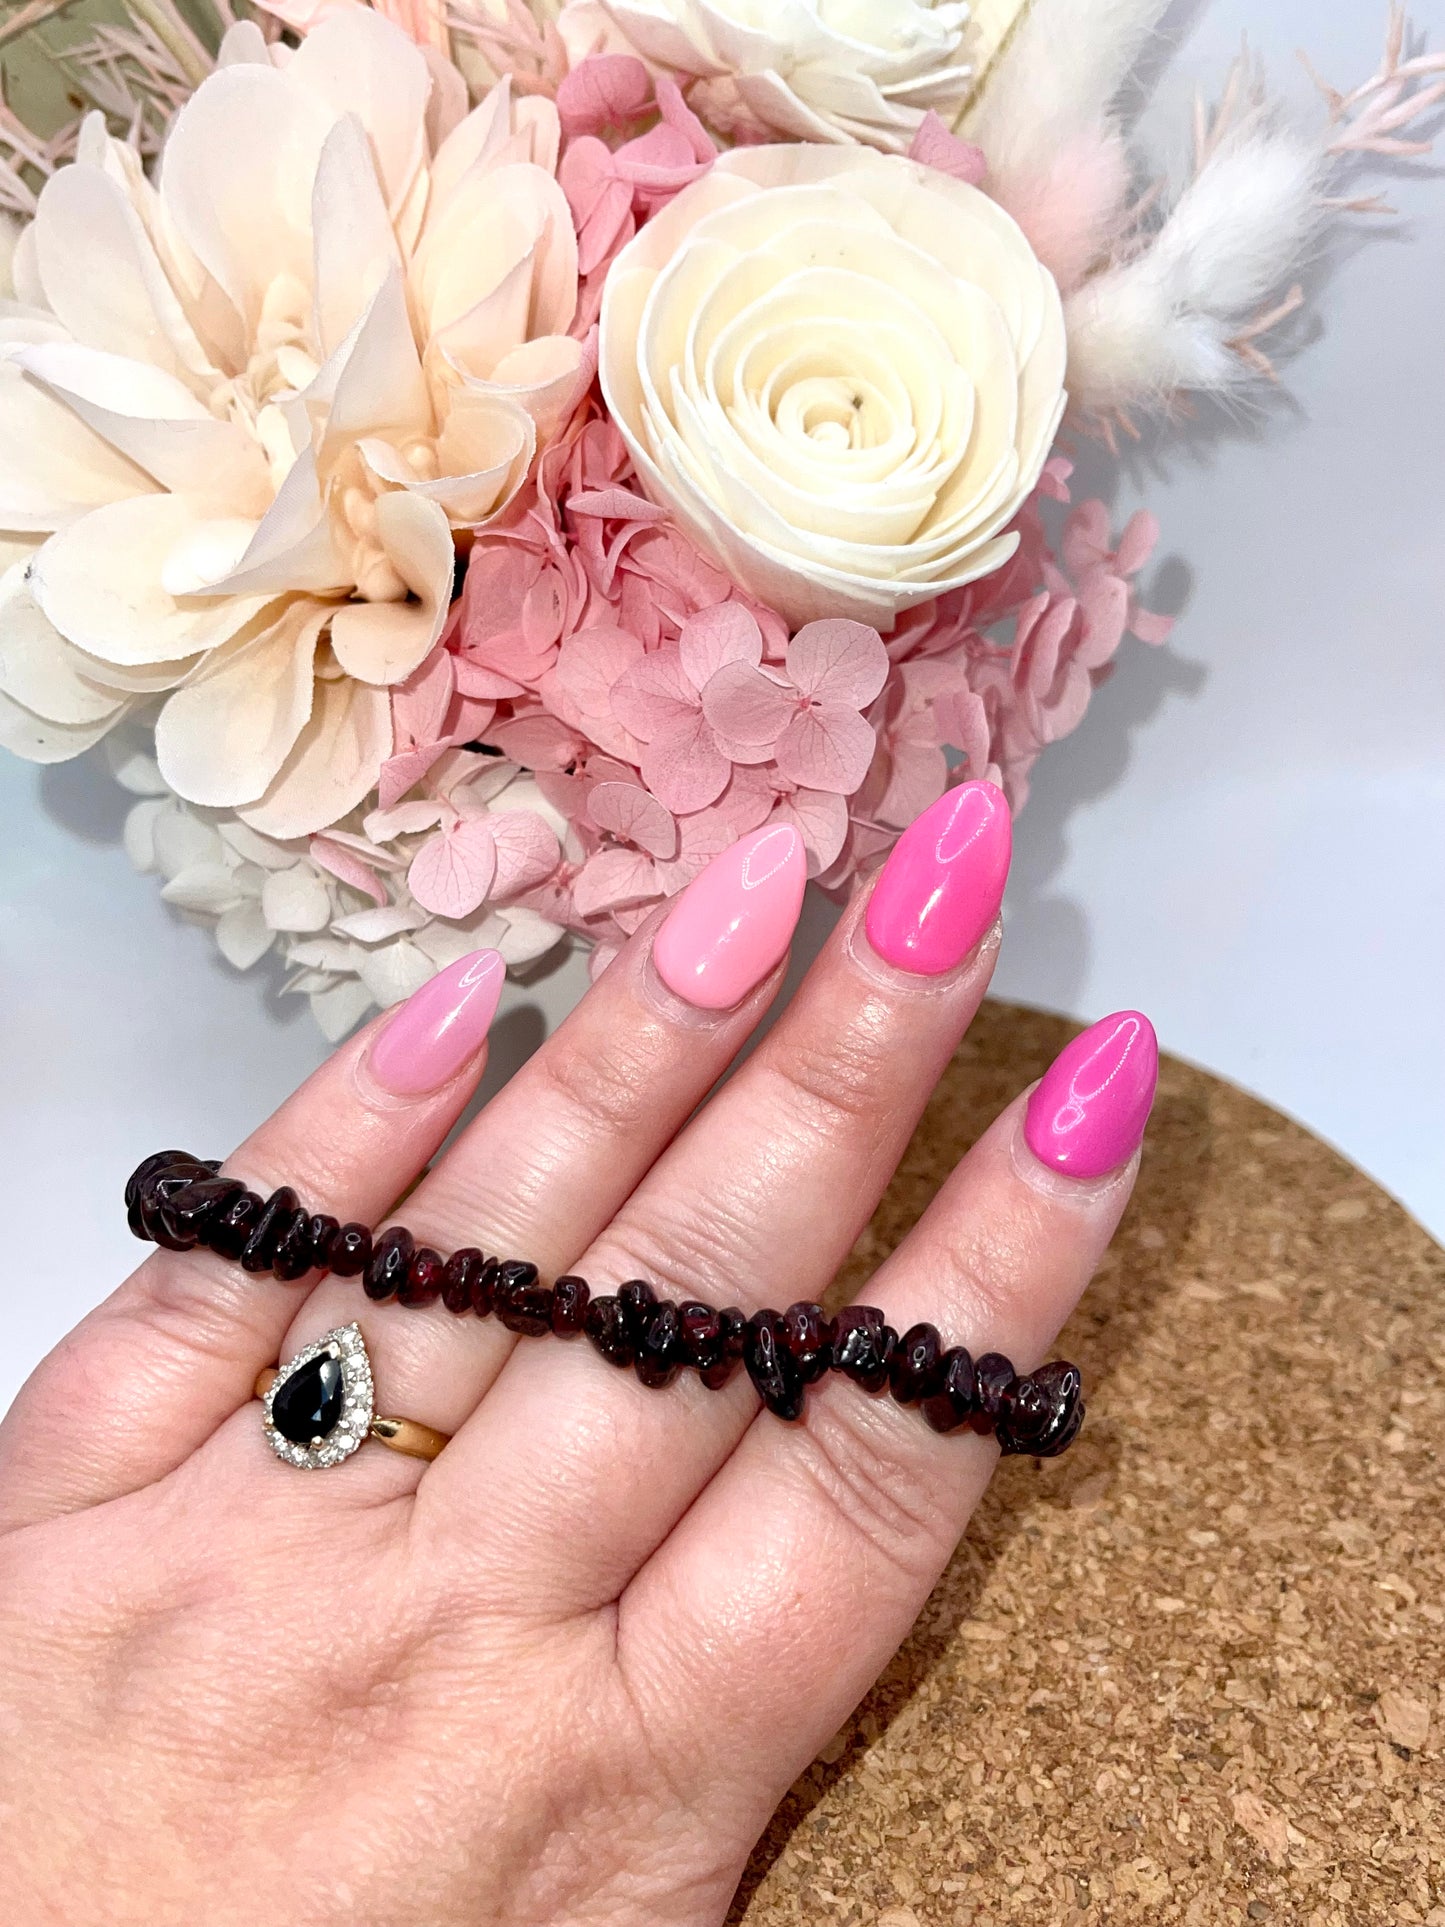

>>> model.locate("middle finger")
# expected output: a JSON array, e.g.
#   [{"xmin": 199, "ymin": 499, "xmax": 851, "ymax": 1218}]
[{"xmin": 433, "ymin": 783, "xmax": 1012, "ymax": 1595}]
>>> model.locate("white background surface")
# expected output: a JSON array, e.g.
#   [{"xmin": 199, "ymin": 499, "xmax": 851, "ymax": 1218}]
[{"xmin": 2, "ymin": 0, "xmax": 1442, "ymax": 1416}]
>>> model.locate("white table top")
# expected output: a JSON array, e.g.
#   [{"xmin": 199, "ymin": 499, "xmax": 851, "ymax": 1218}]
[{"xmin": 3, "ymin": 0, "xmax": 1442, "ymax": 1415}]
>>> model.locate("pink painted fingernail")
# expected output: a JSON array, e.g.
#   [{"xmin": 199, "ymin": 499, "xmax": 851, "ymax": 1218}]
[
  {"xmin": 654, "ymin": 823, "xmax": 806, "ymax": 1010},
  {"xmin": 864, "ymin": 780, "xmax": 1012, "ymax": 975},
  {"xmin": 368, "ymin": 950, "xmax": 505, "ymax": 1096},
  {"xmin": 1024, "ymin": 1012, "xmax": 1159, "ymax": 1179}
]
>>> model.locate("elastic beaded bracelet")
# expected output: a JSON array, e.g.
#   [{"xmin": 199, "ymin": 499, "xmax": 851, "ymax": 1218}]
[{"xmin": 125, "ymin": 1151, "xmax": 1085, "ymax": 1458}]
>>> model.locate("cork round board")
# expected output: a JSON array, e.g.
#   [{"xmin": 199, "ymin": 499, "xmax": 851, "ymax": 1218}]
[{"xmin": 734, "ymin": 1001, "xmax": 1443, "ymax": 1927}]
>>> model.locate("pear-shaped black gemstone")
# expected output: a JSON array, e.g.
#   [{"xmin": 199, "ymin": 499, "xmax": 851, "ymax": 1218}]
[{"xmin": 272, "ymin": 1353, "xmax": 345, "ymax": 1447}]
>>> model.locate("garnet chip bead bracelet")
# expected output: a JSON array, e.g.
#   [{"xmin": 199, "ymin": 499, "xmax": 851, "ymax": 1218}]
[{"xmin": 126, "ymin": 1151, "xmax": 1085, "ymax": 1457}]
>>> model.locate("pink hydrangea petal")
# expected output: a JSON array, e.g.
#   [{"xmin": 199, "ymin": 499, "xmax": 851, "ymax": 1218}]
[
  {"xmin": 486, "ymin": 711, "xmax": 581, "ymax": 768},
  {"xmin": 309, "ymin": 834, "xmax": 387, "ymax": 907},
  {"xmin": 1042, "ymin": 661, "xmax": 1094, "ymax": 742},
  {"xmin": 1076, "ymin": 572, "xmax": 1128, "ymax": 666},
  {"xmin": 378, "ymin": 742, "xmax": 451, "ymax": 809},
  {"xmin": 610, "ymin": 646, "xmax": 696, "ymax": 741},
  {"xmin": 552, "ymin": 623, "xmax": 645, "ymax": 716},
  {"xmin": 774, "ymin": 704, "xmax": 878, "ymax": 795},
  {"xmin": 587, "ymin": 779, "xmax": 678, "ymax": 859},
  {"xmin": 654, "ymin": 78, "xmax": 716, "ymax": 165},
  {"xmin": 1060, "ymin": 499, "xmax": 1111, "ymax": 575},
  {"xmin": 392, "ymin": 646, "xmax": 454, "ymax": 748},
  {"xmin": 678, "ymin": 602, "xmax": 763, "ymax": 688},
  {"xmin": 558, "ymin": 134, "xmax": 625, "ymax": 228},
  {"xmin": 907, "ymin": 111, "xmax": 987, "ymax": 186},
  {"xmin": 555, "ymin": 54, "xmax": 653, "ymax": 137},
  {"xmin": 786, "ymin": 619, "xmax": 889, "ymax": 707},
  {"xmin": 572, "ymin": 846, "xmax": 657, "ymax": 918},
  {"xmin": 1114, "ymin": 509, "xmax": 1160, "ymax": 579},
  {"xmin": 874, "ymin": 742, "xmax": 948, "ymax": 831},
  {"xmin": 699, "ymin": 659, "xmax": 793, "ymax": 747},
  {"xmin": 640, "ymin": 714, "xmax": 730, "ymax": 814},
  {"xmin": 454, "ymin": 660, "xmax": 525, "ymax": 699},
  {"xmin": 771, "ymin": 788, "xmax": 848, "ymax": 875},
  {"xmin": 1130, "ymin": 607, "xmax": 1175, "ymax": 645},
  {"xmin": 489, "ymin": 808, "xmax": 562, "ymax": 898},
  {"xmin": 1037, "ymin": 455, "xmax": 1074, "ymax": 502},
  {"xmin": 407, "ymin": 818, "xmax": 498, "ymax": 919},
  {"xmin": 567, "ymin": 488, "xmax": 669, "ymax": 524}
]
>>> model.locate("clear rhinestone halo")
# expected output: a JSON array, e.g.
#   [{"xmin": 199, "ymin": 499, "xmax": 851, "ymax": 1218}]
[{"xmin": 262, "ymin": 1324, "xmax": 375, "ymax": 1470}]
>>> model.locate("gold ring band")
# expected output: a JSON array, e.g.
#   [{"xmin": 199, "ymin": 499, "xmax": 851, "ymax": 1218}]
[{"xmin": 255, "ymin": 1324, "xmax": 449, "ymax": 1471}]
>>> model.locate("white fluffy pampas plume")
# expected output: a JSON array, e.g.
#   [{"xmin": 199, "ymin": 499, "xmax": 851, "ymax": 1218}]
[
  {"xmin": 961, "ymin": 0, "xmax": 1171, "ymax": 291},
  {"xmin": 968, "ymin": 4, "xmax": 1445, "ymax": 429},
  {"xmin": 1065, "ymin": 105, "xmax": 1323, "ymax": 413},
  {"xmin": 1061, "ymin": 9, "xmax": 1445, "ymax": 426}
]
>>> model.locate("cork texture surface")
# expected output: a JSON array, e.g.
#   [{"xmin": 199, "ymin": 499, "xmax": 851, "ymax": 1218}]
[{"xmin": 735, "ymin": 1001, "xmax": 1443, "ymax": 1927}]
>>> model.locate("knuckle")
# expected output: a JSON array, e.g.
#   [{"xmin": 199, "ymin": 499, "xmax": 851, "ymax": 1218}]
[
  {"xmin": 761, "ymin": 1019, "xmax": 893, "ymax": 1138},
  {"xmin": 537, "ymin": 1023, "xmax": 659, "ymax": 1144},
  {"xmin": 786, "ymin": 1395, "xmax": 958, "ymax": 1590},
  {"xmin": 589, "ymin": 1187, "xmax": 768, "ymax": 1303},
  {"xmin": 111, "ymin": 1250, "xmax": 274, "ymax": 1369}
]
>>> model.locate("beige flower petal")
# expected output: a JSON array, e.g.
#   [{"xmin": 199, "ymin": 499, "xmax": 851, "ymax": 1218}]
[
  {"xmin": 0, "ymin": 564, "xmax": 126, "ymax": 725},
  {"xmin": 310, "ymin": 113, "xmax": 404, "ymax": 359},
  {"xmin": 0, "ymin": 685, "xmax": 124, "ymax": 762},
  {"xmin": 239, "ymin": 670, "xmax": 392, "ymax": 839},
  {"xmin": 329, "ymin": 489, "xmax": 453, "ymax": 683},
  {"xmin": 412, "ymin": 162, "xmax": 578, "ymax": 348},
  {"xmin": 201, "ymin": 448, "xmax": 352, "ymax": 597},
  {"xmin": 32, "ymin": 493, "xmax": 277, "ymax": 665},
  {"xmin": 288, "ymin": 10, "xmax": 430, "ymax": 218},
  {"xmin": 14, "ymin": 341, "xmax": 271, "ymax": 511},
  {"xmin": 154, "ymin": 599, "xmax": 325, "ymax": 806},
  {"xmin": 428, "ymin": 80, "xmax": 517, "ymax": 214},
  {"xmin": 318, "ymin": 266, "xmax": 431, "ymax": 463},
  {"xmin": 0, "ymin": 354, "xmax": 153, "ymax": 531},
  {"xmin": 31, "ymin": 162, "xmax": 217, "ymax": 390},
  {"xmin": 160, "ymin": 61, "xmax": 335, "ymax": 330}
]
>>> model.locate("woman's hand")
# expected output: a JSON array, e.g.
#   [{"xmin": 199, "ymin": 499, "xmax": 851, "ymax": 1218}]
[{"xmin": 0, "ymin": 784, "xmax": 1155, "ymax": 1927}]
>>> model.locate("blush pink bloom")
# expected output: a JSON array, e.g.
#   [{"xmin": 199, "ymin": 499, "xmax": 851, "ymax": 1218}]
[{"xmin": 610, "ymin": 603, "xmax": 776, "ymax": 812}]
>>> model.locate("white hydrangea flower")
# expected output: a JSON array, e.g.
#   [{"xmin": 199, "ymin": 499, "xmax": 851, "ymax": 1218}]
[
  {"xmin": 110, "ymin": 732, "xmax": 568, "ymax": 1040},
  {"xmin": 558, "ymin": 0, "xmax": 972, "ymax": 153}
]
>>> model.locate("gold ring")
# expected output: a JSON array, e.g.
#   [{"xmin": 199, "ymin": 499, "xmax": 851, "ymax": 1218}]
[{"xmin": 255, "ymin": 1324, "xmax": 449, "ymax": 1470}]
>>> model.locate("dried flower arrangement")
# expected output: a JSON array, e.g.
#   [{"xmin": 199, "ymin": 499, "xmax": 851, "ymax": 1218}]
[{"xmin": 0, "ymin": 0, "xmax": 1439, "ymax": 1034}]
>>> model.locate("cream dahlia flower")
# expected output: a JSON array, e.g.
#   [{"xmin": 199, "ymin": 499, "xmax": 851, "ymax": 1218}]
[
  {"xmin": 0, "ymin": 11, "xmax": 583, "ymax": 836},
  {"xmin": 557, "ymin": 0, "xmax": 971, "ymax": 152},
  {"xmin": 599, "ymin": 144, "xmax": 1067, "ymax": 629}
]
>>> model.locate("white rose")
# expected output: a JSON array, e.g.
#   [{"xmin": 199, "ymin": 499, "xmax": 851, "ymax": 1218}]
[
  {"xmin": 559, "ymin": 0, "xmax": 971, "ymax": 153},
  {"xmin": 599, "ymin": 144, "xmax": 1066, "ymax": 630}
]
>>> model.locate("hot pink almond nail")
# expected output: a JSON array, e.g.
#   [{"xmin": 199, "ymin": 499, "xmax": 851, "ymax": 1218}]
[
  {"xmin": 1024, "ymin": 1011, "xmax": 1159, "ymax": 1180},
  {"xmin": 654, "ymin": 823, "xmax": 806, "ymax": 1010},
  {"xmin": 368, "ymin": 949, "xmax": 505, "ymax": 1097},
  {"xmin": 864, "ymin": 780, "xmax": 1012, "ymax": 975}
]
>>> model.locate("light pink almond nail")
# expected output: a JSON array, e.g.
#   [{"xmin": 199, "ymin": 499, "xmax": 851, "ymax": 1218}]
[
  {"xmin": 368, "ymin": 950, "xmax": 504, "ymax": 1097},
  {"xmin": 654, "ymin": 824, "xmax": 806, "ymax": 1010}
]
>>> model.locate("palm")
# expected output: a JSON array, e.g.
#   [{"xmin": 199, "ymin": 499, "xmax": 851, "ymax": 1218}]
[{"xmin": 0, "ymin": 817, "xmax": 1144, "ymax": 1924}]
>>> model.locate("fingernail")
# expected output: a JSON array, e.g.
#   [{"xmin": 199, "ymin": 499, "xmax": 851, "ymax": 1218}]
[
  {"xmin": 367, "ymin": 949, "xmax": 505, "ymax": 1096},
  {"xmin": 864, "ymin": 780, "xmax": 1012, "ymax": 975},
  {"xmin": 1024, "ymin": 1011, "xmax": 1159, "ymax": 1180},
  {"xmin": 654, "ymin": 823, "xmax": 806, "ymax": 1010}
]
